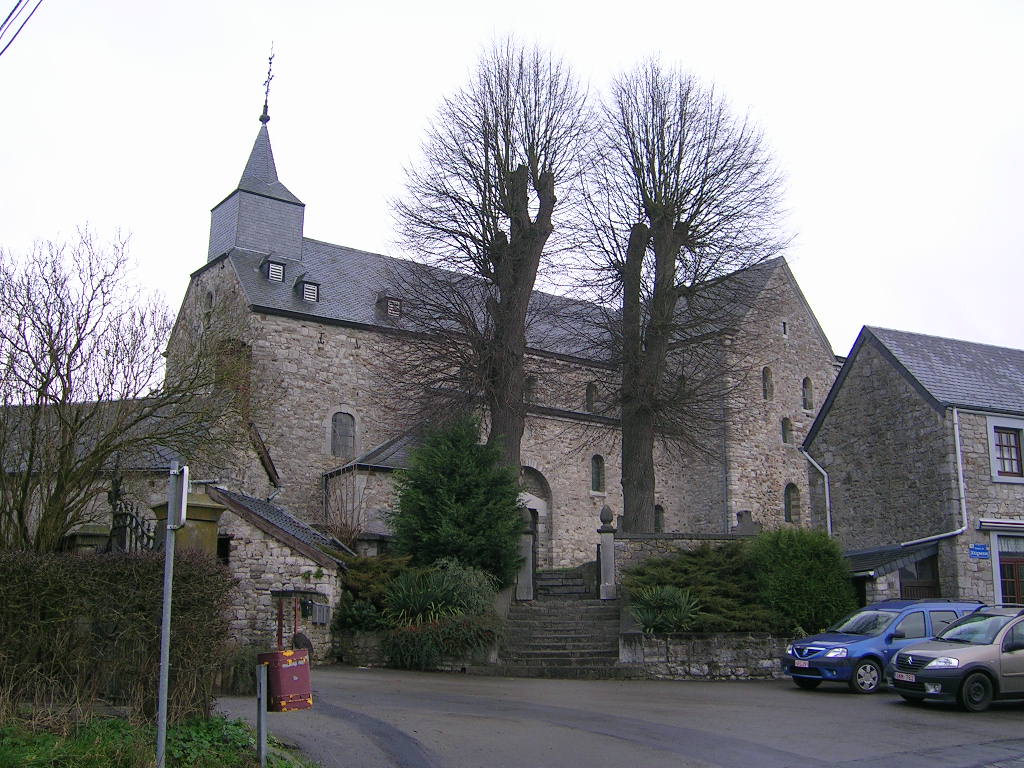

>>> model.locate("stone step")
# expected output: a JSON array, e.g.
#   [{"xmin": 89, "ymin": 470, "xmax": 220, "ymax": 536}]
[
  {"xmin": 503, "ymin": 640, "xmax": 618, "ymax": 652},
  {"xmin": 504, "ymin": 625, "xmax": 619, "ymax": 636},
  {"xmin": 507, "ymin": 606, "xmax": 618, "ymax": 618},
  {"xmin": 512, "ymin": 598, "xmax": 616, "ymax": 608},
  {"xmin": 504, "ymin": 616, "xmax": 620, "ymax": 627},
  {"xmin": 535, "ymin": 575, "xmax": 586, "ymax": 585},
  {"xmin": 503, "ymin": 628, "xmax": 619, "ymax": 640},
  {"xmin": 500, "ymin": 656, "xmax": 620, "ymax": 668},
  {"xmin": 536, "ymin": 585, "xmax": 592, "ymax": 596},
  {"xmin": 465, "ymin": 664, "xmax": 644, "ymax": 680}
]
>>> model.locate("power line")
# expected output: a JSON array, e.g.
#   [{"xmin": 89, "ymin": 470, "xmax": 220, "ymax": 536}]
[{"xmin": 0, "ymin": 0, "xmax": 44, "ymax": 60}]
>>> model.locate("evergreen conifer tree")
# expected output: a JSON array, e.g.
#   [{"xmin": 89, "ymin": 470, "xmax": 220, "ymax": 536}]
[{"xmin": 388, "ymin": 416, "xmax": 524, "ymax": 587}]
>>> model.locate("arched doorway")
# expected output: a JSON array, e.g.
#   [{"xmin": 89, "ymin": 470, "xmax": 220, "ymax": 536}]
[{"xmin": 520, "ymin": 467, "xmax": 552, "ymax": 569}]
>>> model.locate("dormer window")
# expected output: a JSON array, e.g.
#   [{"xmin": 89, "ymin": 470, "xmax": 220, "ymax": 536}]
[
  {"xmin": 267, "ymin": 262, "xmax": 285, "ymax": 282},
  {"xmin": 301, "ymin": 281, "xmax": 319, "ymax": 303},
  {"xmin": 376, "ymin": 294, "xmax": 402, "ymax": 319}
]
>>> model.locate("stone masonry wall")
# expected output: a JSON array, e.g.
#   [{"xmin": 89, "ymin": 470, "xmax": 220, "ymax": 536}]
[
  {"xmin": 807, "ymin": 338, "xmax": 959, "ymax": 551},
  {"xmin": 168, "ymin": 262, "xmax": 278, "ymax": 500},
  {"xmin": 219, "ymin": 509, "xmax": 342, "ymax": 662},
  {"xmin": 725, "ymin": 266, "xmax": 839, "ymax": 533},
  {"xmin": 179, "ymin": 256, "xmax": 841, "ymax": 573},
  {"xmin": 620, "ymin": 632, "xmax": 787, "ymax": 680},
  {"xmin": 941, "ymin": 411, "xmax": 1024, "ymax": 602}
]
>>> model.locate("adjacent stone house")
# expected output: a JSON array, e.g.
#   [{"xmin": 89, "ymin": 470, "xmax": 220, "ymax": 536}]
[
  {"xmin": 804, "ymin": 326, "xmax": 1024, "ymax": 605},
  {"xmin": 170, "ymin": 111, "xmax": 840, "ymax": 578},
  {"xmin": 206, "ymin": 486, "xmax": 352, "ymax": 661}
]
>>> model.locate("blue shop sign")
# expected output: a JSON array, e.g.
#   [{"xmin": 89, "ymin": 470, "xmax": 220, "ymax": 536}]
[{"xmin": 969, "ymin": 544, "xmax": 990, "ymax": 560}]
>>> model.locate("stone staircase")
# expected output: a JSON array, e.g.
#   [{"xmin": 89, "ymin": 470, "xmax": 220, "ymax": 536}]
[{"xmin": 477, "ymin": 568, "xmax": 637, "ymax": 679}]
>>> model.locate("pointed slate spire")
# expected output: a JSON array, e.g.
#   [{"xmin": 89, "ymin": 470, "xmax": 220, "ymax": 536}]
[
  {"xmin": 207, "ymin": 52, "xmax": 305, "ymax": 263},
  {"xmin": 237, "ymin": 122, "xmax": 302, "ymax": 205}
]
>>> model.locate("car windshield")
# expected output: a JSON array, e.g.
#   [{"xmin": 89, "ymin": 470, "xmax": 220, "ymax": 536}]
[
  {"xmin": 828, "ymin": 609, "xmax": 898, "ymax": 635},
  {"xmin": 936, "ymin": 613, "xmax": 1014, "ymax": 645}
]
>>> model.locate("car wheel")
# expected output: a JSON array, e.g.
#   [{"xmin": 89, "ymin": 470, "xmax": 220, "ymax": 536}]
[
  {"xmin": 848, "ymin": 659, "xmax": 882, "ymax": 694},
  {"xmin": 793, "ymin": 677, "xmax": 821, "ymax": 690},
  {"xmin": 899, "ymin": 694, "xmax": 924, "ymax": 705},
  {"xmin": 958, "ymin": 672, "xmax": 994, "ymax": 713}
]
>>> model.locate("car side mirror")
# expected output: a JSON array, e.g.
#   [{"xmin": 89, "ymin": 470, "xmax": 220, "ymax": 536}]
[{"xmin": 890, "ymin": 631, "xmax": 905, "ymax": 641}]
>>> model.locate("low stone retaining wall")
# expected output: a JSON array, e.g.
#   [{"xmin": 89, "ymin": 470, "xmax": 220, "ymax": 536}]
[
  {"xmin": 620, "ymin": 631, "xmax": 786, "ymax": 680},
  {"xmin": 334, "ymin": 631, "xmax": 386, "ymax": 667}
]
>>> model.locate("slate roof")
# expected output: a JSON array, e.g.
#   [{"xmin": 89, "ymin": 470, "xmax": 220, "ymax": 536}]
[
  {"xmin": 234, "ymin": 124, "xmax": 303, "ymax": 206},
  {"xmin": 844, "ymin": 541, "xmax": 938, "ymax": 577},
  {"xmin": 806, "ymin": 326, "xmax": 1024, "ymax": 448},
  {"xmin": 208, "ymin": 486, "xmax": 353, "ymax": 565},
  {"xmin": 867, "ymin": 327, "xmax": 1024, "ymax": 416},
  {"xmin": 328, "ymin": 431, "xmax": 422, "ymax": 475},
  {"xmin": 206, "ymin": 244, "xmax": 803, "ymax": 366}
]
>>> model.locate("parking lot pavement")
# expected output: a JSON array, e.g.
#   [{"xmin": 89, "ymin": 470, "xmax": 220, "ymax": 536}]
[{"xmin": 217, "ymin": 666, "xmax": 1024, "ymax": 768}]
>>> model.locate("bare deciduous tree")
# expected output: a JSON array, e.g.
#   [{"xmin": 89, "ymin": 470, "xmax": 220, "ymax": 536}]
[
  {"xmin": 583, "ymin": 61, "xmax": 789, "ymax": 532},
  {"xmin": 390, "ymin": 40, "xmax": 590, "ymax": 468},
  {"xmin": 0, "ymin": 230, "xmax": 252, "ymax": 551}
]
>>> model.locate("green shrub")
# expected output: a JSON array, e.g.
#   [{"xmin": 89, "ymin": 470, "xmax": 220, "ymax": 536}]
[
  {"xmin": 0, "ymin": 716, "xmax": 313, "ymax": 768},
  {"xmin": 623, "ymin": 541, "xmax": 776, "ymax": 632},
  {"xmin": 387, "ymin": 416, "xmax": 523, "ymax": 587},
  {"xmin": 382, "ymin": 614, "xmax": 501, "ymax": 671},
  {"xmin": 0, "ymin": 550, "xmax": 234, "ymax": 727},
  {"xmin": 377, "ymin": 559, "xmax": 502, "ymax": 670},
  {"xmin": 333, "ymin": 595, "xmax": 386, "ymax": 632},
  {"xmin": 749, "ymin": 528, "xmax": 857, "ymax": 634},
  {"xmin": 382, "ymin": 560, "xmax": 497, "ymax": 626},
  {"xmin": 215, "ymin": 644, "xmax": 260, "ymax": 697},
  {"xmin": 338, "ymin": 554, "xmax": 412, "ymax": 608},
  {"xmin": 629, "ymin": 585, "xmax": 701, "ymax": 634}
]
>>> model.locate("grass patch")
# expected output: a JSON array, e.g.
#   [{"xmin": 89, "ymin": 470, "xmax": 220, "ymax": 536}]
[{"xmin": 0, "ymin": 716, "xmax": 317, "ymax": 768}]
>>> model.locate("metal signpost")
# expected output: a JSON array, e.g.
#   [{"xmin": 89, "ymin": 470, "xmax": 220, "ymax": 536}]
[
  {"xmin": 257, "ymin": 663, "xmax": 268, "ymax": 767},
  {"xmin": 156, "ymin": 462, "xmax": 188, "ymax": 768}
]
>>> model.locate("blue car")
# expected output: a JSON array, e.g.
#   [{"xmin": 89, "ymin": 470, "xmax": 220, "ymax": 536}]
[{"xmin": 782, "ymin": 599, "xmax": 983, "ymax": 693}]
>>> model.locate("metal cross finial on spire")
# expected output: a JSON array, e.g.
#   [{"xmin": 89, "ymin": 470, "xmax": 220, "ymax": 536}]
[{"xmin": 260, "ymin": 44, "xmax": 275, "ymax": 124}]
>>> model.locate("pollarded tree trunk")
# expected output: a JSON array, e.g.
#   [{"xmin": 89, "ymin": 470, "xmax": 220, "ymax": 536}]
[
  {"xmin": 619, "ymin": 220, "xmax": 683, "ymax": 532},
  {"xmin": 484, "ymin": 166, "xmax": 555, "ymax": 470}
]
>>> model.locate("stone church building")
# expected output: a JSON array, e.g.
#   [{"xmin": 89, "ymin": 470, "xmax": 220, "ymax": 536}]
[{"xmin": 172, "ymin": 112, "xmax": 840, "ymax": 573}]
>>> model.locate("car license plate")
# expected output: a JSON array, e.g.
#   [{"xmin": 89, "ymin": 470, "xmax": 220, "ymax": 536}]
[
  {"xmin": 794, "ymin": 660, "xmax": 809, "ymax": 668},
  {"xmin": 894, "ymin": 671, "xmax": 915, "ymax": 683}
]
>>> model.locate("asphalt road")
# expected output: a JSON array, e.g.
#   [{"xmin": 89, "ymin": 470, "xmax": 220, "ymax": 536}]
[{"xmin": 217, "ymin": 667, "xmax": 1024, "ymax": 768}]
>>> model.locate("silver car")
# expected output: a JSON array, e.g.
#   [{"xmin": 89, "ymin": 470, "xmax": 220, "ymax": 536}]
[{"xmin": 888, "ymin": 605, "xmax": 1024, "ymax": 712}]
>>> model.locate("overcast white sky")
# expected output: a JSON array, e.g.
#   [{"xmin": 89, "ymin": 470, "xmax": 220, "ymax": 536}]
[{"xmin": 2, "ymin": 0, "xmax": 1021, "ymax": 356}]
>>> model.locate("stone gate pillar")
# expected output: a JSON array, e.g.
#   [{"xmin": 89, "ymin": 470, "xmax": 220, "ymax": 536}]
[{"xmin": 598, "ymin": 504, "xmax": 617, "ymax": 600}]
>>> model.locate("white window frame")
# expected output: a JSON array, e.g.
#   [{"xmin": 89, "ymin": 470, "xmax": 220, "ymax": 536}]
[
  {"xmin": 302, "ymin": 282, "xmax": 319, "ymax": 303},
  {"xmin": 986, "ymin": 415, "xmax": 1024, "ymax": 484},
  {"xmin": 267, "ymin": 262, "xmax": 285, "ymax": 282}
]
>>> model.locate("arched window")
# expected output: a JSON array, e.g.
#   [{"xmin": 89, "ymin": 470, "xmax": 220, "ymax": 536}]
[
  {"xmin": 585, "ymin": 382, "xmax": 598, "ymax": 412},
  {"xmin": 525, "ymin": 376, "xmax": 538, "ymax": 404},
  {"xmin": 802, "ymin": 377, "xmax": 814, "ymax": 410},
  {"xmin": 203, "ymin": 290, "xmax": 214, "ymax": 327},
  {"xmin": 591, "ymin": 455, "xmax": 605, "ymax": 493},
  {"xmin": 784, "ymin": 483, "xmax": 801, "ymax": 523},
  {"xmin": 654, "ymin": 504, "xmax": 665, "ymax": 533},
  {"xmin": 781, "ymin": 418, "xmax": 793, "ymax": 444},
  {"xmin": 762, "ymin": 367, "xmax": 773, "ymax": 400},
  {"xmin": 331, "ymin": 412, "xmax": 356, "ymax": 458}
]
